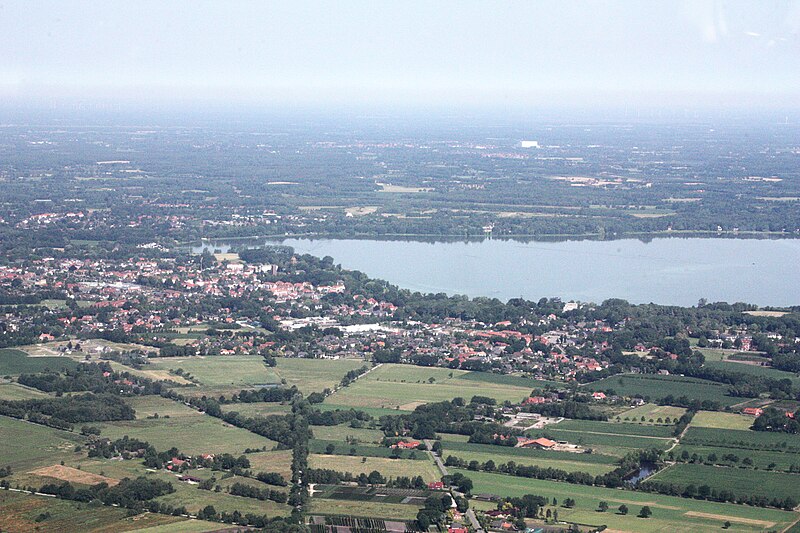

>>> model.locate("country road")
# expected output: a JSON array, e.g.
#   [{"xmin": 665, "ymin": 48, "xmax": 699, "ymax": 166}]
[{"xmin": 425, "ymin": 439, "xmax": 485, "ymax": 533}]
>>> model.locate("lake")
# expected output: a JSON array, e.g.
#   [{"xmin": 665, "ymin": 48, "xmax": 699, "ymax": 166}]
[{"xmin": 196, "ymin": 237, "xmax": 800, "ymax": 307}]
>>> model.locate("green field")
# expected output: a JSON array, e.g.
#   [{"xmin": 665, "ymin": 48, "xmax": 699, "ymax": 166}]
[
  {"xmin": 459, "ymin": 469, "xmax": 799, "ymax": 532},
  {"xmin": 308, "ymin": 498, "xmax": 421, "ymax": 520},
  {"xmin": 671, "ymin": 444, "xmax": 800, "ymax": 471},
  {"xmin": 220, "ymin": 402, "xmax": 292, "ymax": 417},
  {"xmin": 440, "ymin": 440, "xmax": 617, "ymax": 476},
  {"xmin": 458, "ymin": 371, "xmax": 560, "ymax": 389},
  {"xmin": 98, "ymin": 411, "xmax": 277, "ymax": 455},
  {"xmin": 310, "ymin": 423, "xmax": 385, "ymax": 443},
  {"xmin": 0, "ymin": 415, "xmax": 85, "ymax": 471},
  {"xmin": 682, "ymin": 426, "xmax": 800, "ymax": 453},
  {"xmin": 0, "ymin": 491, "xmax": 201, "ymax": 533},
  {"xmin": 325, "ymin": 364, "xmax": 534, "ymax": 410},
  {"xmin": 154, "ymin": 477, "xmax": 292, "ymax": 516},
  {"xmin": 125, "ymin": 395, "xmax": 202, "ymax": 419},
  {"xmin": 146, "ymin": 355, "xmax": 365, "ymax": 396},
  {"xmin": 615, "ymin": 403, "xmax": 687, "ymax": 424},
  {"xmin": 690, "ymin": 410, "xmax": 755, "ymax": 430},
  {"xmin": 553, "ymin": 419, "xmax": 676, "ymax": 438},
  {"xmin": 0, "ymin": 348, "xmax": 78, "ymax": 375},
  {"xmin": 245, "ymin": 449, "xmax": 294, "ymax": 480},
  {"xmin": 309, "ymin": 439, "xmax": 424, "ymax": 460},
  {"xmin": 0, "ymin": 382, "xmax": 50, "ymax": 400},
  {"xmin": 146, "ymin": 355, "xmax": 279, "ymax": 393},
  {"xmin": 529, "ymin": 428, "xmax": 673, "ymax": 457},
  {"xmin": 273, "ymin": 357, "xmax": 367, "ymax": 394},
  {"xmin": 316, "ymin": 403, "xmax": 407, "ymax": 418},
  {"xmin": 584, "ymin": 374, "xmax": 742, "ymax": 406},
  {"xmin": 705, "ymin": 360, "xmax": 800, "ymax": 386},
  {"xmin": 649, "ymin": 463, "xmax": 800, "ymax": 502},
  {"xmin": 309, "ymin": 454, "xmax": 440, "ymax": 482},
  {"xmin": 70, "ymin": 457, "xmax": 292, "ymax": 518}
]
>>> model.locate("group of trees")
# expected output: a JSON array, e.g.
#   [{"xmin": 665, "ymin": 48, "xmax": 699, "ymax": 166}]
[{"xmin": 0, "ymin": 393, "xmax": 135, "ymax": 430}]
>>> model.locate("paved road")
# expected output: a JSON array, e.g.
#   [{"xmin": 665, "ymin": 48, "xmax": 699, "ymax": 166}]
[{"xmin": 424, "ymin": 440, "xmax": 484, "ymax": 533}]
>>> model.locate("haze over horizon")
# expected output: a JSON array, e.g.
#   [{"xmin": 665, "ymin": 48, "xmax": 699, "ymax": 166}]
[{"xmin": 1, "ymin": 0, "xmax": 799, "ymax": 115}]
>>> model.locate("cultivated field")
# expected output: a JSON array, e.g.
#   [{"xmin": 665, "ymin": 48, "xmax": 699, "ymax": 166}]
[
  {"xmin": 245, "ymin": 449, "xmax": 294, "ymax": 480},
  {"xmin": 528, "ymin": 428, "xmax": 673, "ymax": 457},
  {"xmin": 615, "ymin": 403, "xmax": 687, "ymax": 423},
  {"xmin": 310, "ymin": 423, "xmax": 385, "ymax": 443},
  {"xmin": 0, "ymin": 382, "xmax": 49, "ymax": 400},
  {"xmin": 0, "ymin": 491, "xmax": 198, "ymax": 533},
  {"xmin": 308, "ymin": 498, "xmax": 421, "ymax": 520},
  {"xmin": 682, "ymin": 426, "xmax": 800, "ymax": 453},
  {"xmin": 459, "ymin": 469, "xmax": 799, "ymax": 532},
  {"xmin": 29, "ymin": 464, "xmax": 120, "ymax": 486},
  {"xmin": 0, "ymin": 415, "xmax": 85, "ymax": 471},
  {"xmin": 440, "ymin": 440, "xmax": 618, "ymax": 476},
  {"xmin": 220, "ymin": 402, "xmax": 293, "ymax": 417},
  {"xmin": 584, "ymin": 374, "xmax": 742, "ymax": 406},
  {"xmin": 98, "ymin": 411, "xmax": 277, "ymax": 455},
  {"xmin": 690, "ymin": 410, "xmax": 755, "ymax": 430},
  {"xmin": 553, "ymin": 418, "xmax": 676, "ymax": 438},
  {"xmin": 325, "ymin": 364, "xmax": 534, "ymax": 410},
  {"xmin": 145, "ymin": 355, "xmax": 365, "ymax": 396},
  {"xmin": 649, "ymin": 463, "xmax": 800, "ymax": 502},
  {"xmin": 0, "ymin": 348, "xmax": 78, "ymax": 375},
  {"xmin": 308, "ymin": 454, "xmax": 440, "ymax": 482}
]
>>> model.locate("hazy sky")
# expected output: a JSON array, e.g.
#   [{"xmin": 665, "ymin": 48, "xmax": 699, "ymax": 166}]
[{"xmin": 1, "ymin": 0, "xmax": 799, "ymax": 110}]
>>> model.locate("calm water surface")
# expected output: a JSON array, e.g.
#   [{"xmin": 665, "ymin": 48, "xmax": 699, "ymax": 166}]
[{"xmin": 198, "ymin": 237, "xmax": 800, "ymax": 307}]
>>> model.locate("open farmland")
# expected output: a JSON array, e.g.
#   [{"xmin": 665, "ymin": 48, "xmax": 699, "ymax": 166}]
[
  {"xmin": 154, "ymin": 478, "xmax": 292, "ymax": 517},
  {"xmin": 324, "ymin": 364, "xmax": 533, "ymax": 409},
  {"xmin": 220, "ymin": 402, "xmax": 292, "ymax": 417},
  {"xmin": 553, "ymin": 418, "xmax": 676, "ymax": 438},
  {"xmin": 615, "ymin": 403, "xmax": 687, "ymax": 423},
  {"xmin": 0, "ymin": 348, "xmax": 78, "ymax": 375},
  {"xmin": 671, "ymin": 443, "xmax": 800, "ymax": 471},
  {"xmin": 0, "ymin": 415, "xmax": 85, "ymax": 471},
  {"xmin": 245, "ymin": 449, "xmax": 294, "ymax": 480},
  {"xmin": 0, "ymin": 491, "xmax": 200, "ymax": 533},
  {"xmin": 648, "ymin": 463, "xmax": 800, "ymax": 503},
  {"xmin": 457, "ymin": 371, "xmax": 559, "ymax": 389},
  {"xmin": 146, "ymin": 355, "xmax": 279, "ymax": 394},
  {"xmin": 310, "ymin": 423, "xmax": 385, "ymax": 443},
  {"xmin": 308, "ymin": 498, "xmax": 421, "ymax": 520},
  {"xmin": 459, "ymin": 469, "xmax": 799, "ymax": 532},
  {"xmin": 690, "ymin": 410, "xmax": 755, "ymax": 430},
  {"xmin": 528, "ymin": 428, "xmax": 673, "ymax": 457},
  {"xmin": 309, "ymin": 439, "xmax": 424, "ymax": 460},
  {"xmin": 0, "ymin": 382, "xmax": 50, "ymax": 400},
  {"xmin": 440, "ymin": 440, "xmax": 618, "ymax": 476},
  {"xmin": 98, "ymin": 411, "xmax": 277, "ymax": 455},
  {"xmin": 309, "ymin": 454, "xmax": 440, "ymax": 482},
  {"xmin": 682, "ymin": 426, "xmax": 800, "ymax": 453},
  {"xmin": 584, "ymin": 374, "xmax": 742, "ymax": 406},
  {"xmin": 705, "ymin": 359, "xmax": 800, "ymax": 386},
  {"xmin": 273, "ymin": 357, "xmax": 367, "ymax": 394},
  {"xmin": 144, "ymin": 355, "xmax": 365, "ymax": 396}
]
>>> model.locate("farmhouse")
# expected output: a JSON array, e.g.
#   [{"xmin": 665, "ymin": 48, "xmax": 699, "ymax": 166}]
[
  {"xmin": 390, "ymin": 440, "xmax": 421, "ymax": 449},
  {"xmin": 518, "ymin": 437, "xmax": 557, "ymax": 449},
  {"xmin": 743, "ymin": 407, "xmax": 763, "ymax": 417}
]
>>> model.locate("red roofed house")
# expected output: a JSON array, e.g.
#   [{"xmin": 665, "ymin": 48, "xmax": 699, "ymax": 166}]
[
  {"xmin": 428, "ymin": 481, "xmax": 445, "ymax": 490},
  {"xmin": 743, "ymin": 407, "xmax": 763, "ymax": 417},
  {"xmin": 520, "ymin": 437, "xmax": 557, "ymax": 449}
]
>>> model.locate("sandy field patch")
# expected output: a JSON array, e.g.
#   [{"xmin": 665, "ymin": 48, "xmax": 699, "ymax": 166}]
[
  {"xmin": 683, "ymin": 511, "xmax": 774, "ymax": 527},
  {"xmin": 30, "ymin": 464, "xmax": 120, "ymax": 486}
]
